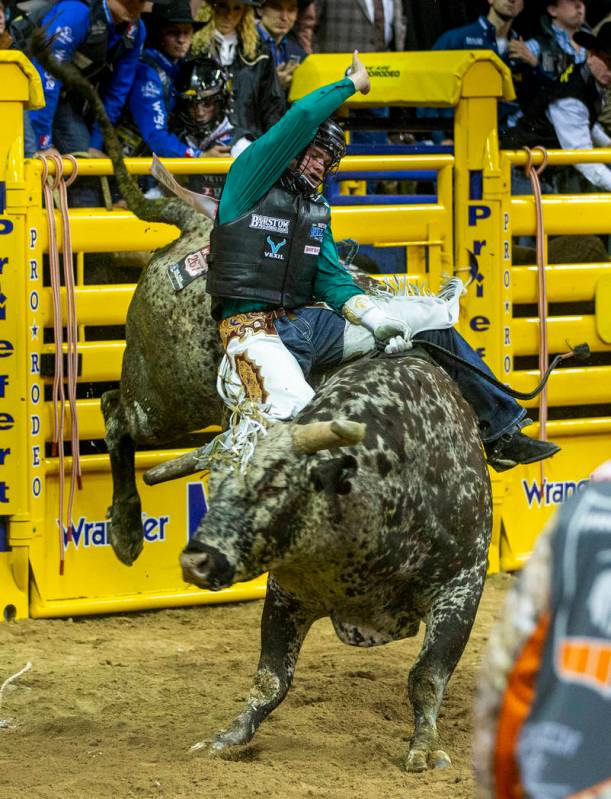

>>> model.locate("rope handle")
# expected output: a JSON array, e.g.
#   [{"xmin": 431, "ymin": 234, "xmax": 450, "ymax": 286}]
[
  {"xmin": 522, "ymin": 146, "xmax": 550, "ymax": 483},
  {"xmin": 36, "ymin": 153, "xmax": 82, "ymax": 575}
]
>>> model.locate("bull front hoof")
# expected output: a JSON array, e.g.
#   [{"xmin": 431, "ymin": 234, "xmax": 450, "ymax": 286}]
[
  {"xmin": 405, "ymin": 748, "xmax": 428, "ymax": 773},
  {"xmin": 429, "ymin": 749, "xmax": 452, "ymax": 769},
  {"xmin": 107, "ymin": 502, "xmax": 144, "ymax": 566},
  {"xmin": 209, "ymin": 716, "xmax": 256, "ymax": 753},
  {"xmin": 405, "ymin": 747, "xmax": 452, "ymax": 772}
]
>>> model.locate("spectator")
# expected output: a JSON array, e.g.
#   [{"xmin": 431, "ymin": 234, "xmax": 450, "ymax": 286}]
[
  {"xmin": 504, "ymin": 22, "xmax": 611, "ymax": 193},
  {"xmin": 192, "ymin": 0, "xmax": 286, "ymax": 138},
  {"xmin": 0, "ymin": 1, "xmax": 11, "ymax": 48},
  {"xmin": 432, "ymin": 0, "xmax": 539, "ymax": 134},
  {"xmin": 313, "ymin": 0, "xmax": 406, "ymax": 53},
  {"xmin": 256, "ymin": 0, "xmax": 307, "ymax": 93},
  {"xmin": 592, "ymin": 10, "xmax": 611, "ymax": 134},
  {"xmin": 294, "ymin": 0, "xmax": 315, "ymax": 53},
  {"xmin": 474, "ymin": 461, "xmax": 611, "ymax": 799},
  {"xmin": 526, "ymin": 0, "xmax": 590, "ymax": 83},
  {"xmin": 25, "ymin": 0, "xmax": 147, "ymax": 157},
  {"xmin": 119, "ymin": 0, "xmax": 206, "ymax": 157},
  {"xmin": 171, "ymin": 55, "xmax": 251, "ymax": 196}
]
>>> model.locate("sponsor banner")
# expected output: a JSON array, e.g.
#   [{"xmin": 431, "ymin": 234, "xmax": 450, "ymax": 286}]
[
  {"xmin": 62, "ymin": 513, "xmax": 170, "ymax": 550},
  {"xmin": 522, "ymin": 478, "xmax": 590, "ymax": 508},
  {"xmin": 249, "ymin": 214, "xmax": 290, "ymax": 234}
]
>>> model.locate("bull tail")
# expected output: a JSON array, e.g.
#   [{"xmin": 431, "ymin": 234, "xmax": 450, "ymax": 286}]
[{"xmin": 30, "ymin": 28, "xmax": 201, "ymax": 233}]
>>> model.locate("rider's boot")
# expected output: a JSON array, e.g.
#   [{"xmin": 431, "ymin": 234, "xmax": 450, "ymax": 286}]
[{"xmin": 484, "ymin": 430, "xmax": 561, "ymax": 472}]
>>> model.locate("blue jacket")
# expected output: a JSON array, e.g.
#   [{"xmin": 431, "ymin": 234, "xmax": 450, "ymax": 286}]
[
  {"xmin": 29, "ymin": 0, "xmax": 145, "ymax": 150},
  {"xmin": 127, "ymin": 48, "xmax": 200, "ymax": 158},
  {"xmin": 433, "ymin": 16, "xmax": 537, "ymax": 126},
  {"xmin": 434, "ymin": 15, "xmax": 511, "ymax": 51},
  {"xmin": 256, "ymin": 23, "xmax": 307, "ymax": 68}
]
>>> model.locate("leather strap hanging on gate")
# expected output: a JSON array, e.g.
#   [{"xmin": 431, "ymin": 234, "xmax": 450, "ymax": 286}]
[
  {"xmin": 523, "ymin": 146, "xmax": 550, "ymax": 480},
  {"xmin": 37, "ymin": 154, "xmax": 82, "ymax": 575}
]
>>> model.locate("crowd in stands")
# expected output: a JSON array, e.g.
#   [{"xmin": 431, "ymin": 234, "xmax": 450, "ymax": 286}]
[{"xmin": 2, "ymin": 0, "xmax": 611, "ymax": 198}]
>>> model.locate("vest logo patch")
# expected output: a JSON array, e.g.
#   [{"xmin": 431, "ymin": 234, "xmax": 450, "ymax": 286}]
[
  {"xmin": 309, "ymin": 223, "xmax": 326, "ymax": 241},
  {"xmin": 264, "ymin": 236, "xmax": 287, "ymax": 260},
  {"xmin": 250, "ymin": 214, "xmax": 290, "ymax": 234},
  {"xmin": 304, "ymin": 245, "xmax": 320, "ymax": 255}
]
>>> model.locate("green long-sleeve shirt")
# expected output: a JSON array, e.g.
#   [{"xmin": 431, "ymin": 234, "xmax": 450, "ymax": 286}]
[{"xmin": 216, "ymin": 77, "xmax": 365, "ymax": 320}]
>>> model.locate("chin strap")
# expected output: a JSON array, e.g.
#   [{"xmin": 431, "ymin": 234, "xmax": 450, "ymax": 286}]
[{"xmin": 387, "ymin": 339, "xmax": 591, "ymax": 402}]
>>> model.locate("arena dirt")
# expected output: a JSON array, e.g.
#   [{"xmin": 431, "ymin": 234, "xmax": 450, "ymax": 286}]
[{"xmin": 0, "ymin": 574, "xmax": 513, "ymax": 799}]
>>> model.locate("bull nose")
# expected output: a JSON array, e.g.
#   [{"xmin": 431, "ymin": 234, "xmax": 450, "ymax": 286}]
[{"xmin": 180, "ymin": 551, "xmax": 210, "ymax": 583}]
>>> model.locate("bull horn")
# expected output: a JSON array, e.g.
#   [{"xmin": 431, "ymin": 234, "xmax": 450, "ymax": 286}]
[
  {"xmin": 143, "ymin": 447, "xmax": 210, "ymax": 486},
  {"xmin": 292, "ymin": 419, "xmax": 366, "ymax": 454}
]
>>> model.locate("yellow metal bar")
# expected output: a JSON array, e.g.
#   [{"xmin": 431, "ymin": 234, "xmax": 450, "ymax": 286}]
[
  {"xmin": 42, "ymin": 402, "xmax": 221, "ymax": 444},
  {"xmin": 512, "ymin": 264, "xmax": 608, "ymax": 303},
  {"xmin": 40, "ymin": 284, "xmax": 135, "ymax": 326},
  {"xmin": 526, "ymin": 417, "xmax": 611, "ymax": 437},
  {"xmin": 507, "ymin": 147, "xmax": 611, "ymax": 166},
  {"xmin": 29, "ymin": 575, "xmax": 267, "ymax": 618},
  {"xmin": 43, "ymin": 447, "xmax": 220, "ymax": 474},
  {"xmin": 373, "ymin": 239, "xmax": 443, "ymax": 248},
  {"xmin": 38, "ymin": 205, "xmax": 451, "ymax": 253},
  {"xmin": 39, "ymin": 153, "xmax": 454, "ymax": 177},
  {"xmin": 511, "ymin": 194, "xmax": 611, "ymax": 236},
  {"xmin": 454, "ymin": 85, "xmax": 511, "ymax": 381},
  {"xmin": 512, "ymin": 366, "xmax": 611, "ymax": 407},
  {"xmin": 42, "ymin": 340, "xmax": 125, "ymax": 381},
  {"xmin": 512, "ymin": 316, "xmax": 611, "ymax": 355}
]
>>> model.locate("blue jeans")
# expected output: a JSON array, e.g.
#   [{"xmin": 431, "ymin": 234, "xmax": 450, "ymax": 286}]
[
  {"xmin": 275, "ymin": 307, "xmax": 525, "ymax": 443},
  {"xmin": 416, "ymin": 328, "xmax": 527, "ymax": 442},
  {"xmin": 273, "ymin": 307, "xmax": 345, "ymax": 378}
]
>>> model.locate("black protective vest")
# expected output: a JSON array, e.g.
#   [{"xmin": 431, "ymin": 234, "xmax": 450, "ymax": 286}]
[
  {"xmin": 502, "ymin": 63, "xmax": 601, "ymax": 150},
  {"xmin": 206, "ymin": 184, "xmax": 330, "ymax": 314},
  {"xmin": 72, "ymin": 0, "xmax": 136, "ymax": 83}
]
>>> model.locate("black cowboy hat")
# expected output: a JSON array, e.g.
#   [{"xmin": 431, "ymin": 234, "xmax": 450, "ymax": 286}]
[
  {"xmin": 142, "ymin": 0, "xmax": 207, "ymax": 29},
  {"xmin": 574, "ymin": 22, "xmax": 611, "ymax": 55}
]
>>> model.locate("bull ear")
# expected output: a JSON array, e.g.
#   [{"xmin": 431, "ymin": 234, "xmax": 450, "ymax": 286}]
[{"xmin": 310, "ymin": 455, "xmax": 358, "ymax": 495}]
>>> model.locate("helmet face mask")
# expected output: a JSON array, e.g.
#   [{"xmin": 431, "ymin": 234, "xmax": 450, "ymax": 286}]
[
  {"xmin": 176, "ymin": 56, "xmax": 228, "ymax": 139},
  {"xmin": 285, "ymin": 118, "xmax": 346, "ymax": 197}
]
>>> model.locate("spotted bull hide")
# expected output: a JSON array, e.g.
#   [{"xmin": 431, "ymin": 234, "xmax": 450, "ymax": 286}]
[{"xmin": 181, "ymin": 353, "xmax": 492, "ymax": 771}]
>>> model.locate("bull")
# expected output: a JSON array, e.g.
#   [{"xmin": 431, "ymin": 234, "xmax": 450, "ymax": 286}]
[
  {"xmin": 34, "ymin": 36, "xmax": 492, "ymax": 769},
  {"xmin": 181, "ymin": 352, "xmax": 492, "ymax": 771}
]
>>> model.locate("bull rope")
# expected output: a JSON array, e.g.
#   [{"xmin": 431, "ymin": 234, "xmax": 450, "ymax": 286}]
[
  {"xmin": 38, "ymin": 155, "xmax": 82, "ymax": 575},
  {"xmin": 523, "ymin": 146, "xmax": 550, "ymax": 484}
]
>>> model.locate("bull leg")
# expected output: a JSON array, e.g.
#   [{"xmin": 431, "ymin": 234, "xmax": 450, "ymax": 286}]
[
  {"xmin": 405, "ymin": 565, "xmax": 487, "ymax": 772},
  {"xmin": 101, "ymin": 389, "xmax": 144, "ymax": 565},
  {"xmin": 193, "ymin": 578, "xmax": 315, "ymax": 754}
]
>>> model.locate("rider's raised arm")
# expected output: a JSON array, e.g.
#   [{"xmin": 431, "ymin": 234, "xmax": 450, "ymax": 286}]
[
  {"xmin": 217, "ymin": 80, "xmax": 353, "ymax": 223},
  {"xmin": 218, "ymin": 51, "xmax": 370, "ymax": 224}
]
